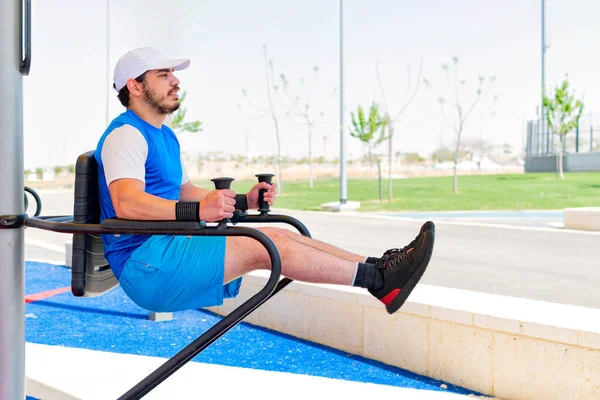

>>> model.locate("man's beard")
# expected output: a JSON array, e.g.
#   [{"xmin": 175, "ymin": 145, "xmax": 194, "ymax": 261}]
[{"xmin": 143, "ymin": 86, "xmax": 180, "ymax": 115}]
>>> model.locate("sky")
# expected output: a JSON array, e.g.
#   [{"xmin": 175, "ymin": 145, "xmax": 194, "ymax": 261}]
[{"xmin": 22, "ymin": 0, "xmax": 600, "ymax": 169}]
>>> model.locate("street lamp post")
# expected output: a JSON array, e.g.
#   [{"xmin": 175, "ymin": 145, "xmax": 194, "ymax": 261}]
[
  {"xmin": 339, "ymin": 0, "xmax": 347, "ymax": 205},
  {"xmin": 106, "ymin": 0, "xmax": 110, "ymax": 126},
  {"xmin": 0, "ymin": 0, "xmax": 26, "ymax": 398},
  {"xmin": 541, "ymin": 0, "xmax": 547, "ymax": 152}
]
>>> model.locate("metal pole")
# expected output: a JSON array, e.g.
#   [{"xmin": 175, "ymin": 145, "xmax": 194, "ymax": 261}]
[
  {"xmin": 525, "ymin": 121, "xmax": 528, "ymax": 155},
  {"xmin": 0, "ymin": 0, "xmax": 26, "ymax": 398},
  {"xmin": 536, "ymin": 120, "xmax": 541, "ymax": 155},
  {"xmin": 339, "ymin": 0, "xmax": 347, "ymax": 204},
  {"xmin": 541, "ymin": 0, "xmax": 548, "ymax": 154},
  {"xmin": 106, "ymin": 0, "xmax": 110, "ymax": 126}
]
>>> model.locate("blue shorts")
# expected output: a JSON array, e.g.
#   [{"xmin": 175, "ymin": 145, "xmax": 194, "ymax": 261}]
[{"xmin": 118, "ymin": 235, "xmax": 242, "ymax": 312}]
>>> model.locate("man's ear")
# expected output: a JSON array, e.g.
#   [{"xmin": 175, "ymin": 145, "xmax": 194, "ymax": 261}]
[{"xmin": 126, "ymin": 78, "xmax": 144, "ymax": 97}]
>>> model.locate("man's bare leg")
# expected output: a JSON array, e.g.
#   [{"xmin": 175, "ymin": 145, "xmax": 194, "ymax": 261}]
[
  {"xmin": 223, "ymin": 223, "xmax": 437, "ymax": 315},
  {"xmin": 224, "ymin": 227, "xmax": 358, "ymax": 285},
  {"xmin": 278, "ymin": 230, "xmax": 366, "ymax": 263}
]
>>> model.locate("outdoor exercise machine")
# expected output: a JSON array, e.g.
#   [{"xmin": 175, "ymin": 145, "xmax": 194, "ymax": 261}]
[
  {"xmin": 0, "ymin": 1, "xmax": 310, "ymax": 398},
  {"xmin": 24, "ymin": 151, "xmax": 311, "ymax": 399}
]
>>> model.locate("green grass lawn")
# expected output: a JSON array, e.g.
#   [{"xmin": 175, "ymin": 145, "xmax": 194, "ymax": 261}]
[{"xmin": 193, "ymin": 172, "xmax": 600, "ymax": 212}]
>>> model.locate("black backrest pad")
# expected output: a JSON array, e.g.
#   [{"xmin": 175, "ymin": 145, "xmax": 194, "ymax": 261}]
[{"xmin": 71, "ymin": 150, "xmax": 118, "ymax": 297}]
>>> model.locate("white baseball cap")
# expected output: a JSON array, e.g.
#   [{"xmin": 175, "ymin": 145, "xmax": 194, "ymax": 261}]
[{"xmin": 113, "ymin": 47, "xmax": 190, "ymax": 92}]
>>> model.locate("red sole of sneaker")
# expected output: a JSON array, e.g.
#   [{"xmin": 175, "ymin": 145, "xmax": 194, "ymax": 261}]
[{"xmin": 386, "ymin": 228, "xmax": 435, "ymax": 314}]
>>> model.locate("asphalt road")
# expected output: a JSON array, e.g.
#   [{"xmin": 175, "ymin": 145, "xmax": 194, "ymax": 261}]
[{"xmin": 24, "ymin": 189, "xmax": 600, "ymax": 309}]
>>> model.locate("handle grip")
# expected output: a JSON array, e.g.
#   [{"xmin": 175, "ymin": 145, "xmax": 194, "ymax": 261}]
[
  {"xmin": 20, "ymin": 0, "xmax": 31, "ymax": 75},
  {"xmin": 255, "ymin": 174, "xmax": 274, "ymax": 214},
  {"xmin": 210, "ymin": 177, "xmax": 235, "ymax": 226},
  {"xmin": 210, "ymin": 177, "xmax": 234, "ymax": 190}
]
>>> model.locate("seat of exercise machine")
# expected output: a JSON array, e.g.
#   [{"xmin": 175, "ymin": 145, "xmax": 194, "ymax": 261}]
[{"xmin": 71, "ymin": 150, "xmax": 117, "ymax": 297}]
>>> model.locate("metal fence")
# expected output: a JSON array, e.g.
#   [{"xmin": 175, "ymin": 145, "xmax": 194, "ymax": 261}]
[{"xmin": 526, "ymin": 114, "xmax": 600, "ymax": 156}]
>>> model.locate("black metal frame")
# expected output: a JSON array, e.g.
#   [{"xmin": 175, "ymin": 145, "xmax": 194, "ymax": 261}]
[
  {"xmin": 25, "ymin": 202, "xmax": 310, "ymax": 400},
  {"xmin": 24, "ymin": 186, "xmax": 42, "ymax": 217}
]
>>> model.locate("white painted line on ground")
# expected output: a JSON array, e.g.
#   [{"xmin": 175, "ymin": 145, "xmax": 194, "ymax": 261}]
[
  {"xmin": 25, "ymin": 258, "xmax": 66, "ymax": 266},
  {"xmin": 25, "ymin": 239, "xmax": 66, "ymax": 253},
  {"xmin": 272, "ymin": 208, "xmax": 600, "ymax": 235},
  {"xmin": 28, "ymin": 189, "xmax": 73, "ymax": 195},
  {"xmin": 414, "ymin": 219, "xmax": 600, "ymax": 234}
]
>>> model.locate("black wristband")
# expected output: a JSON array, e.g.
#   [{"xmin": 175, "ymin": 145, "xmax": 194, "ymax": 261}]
[
  {"xmin": 234, "ymin": 194, "xmax": 248, "ymax": 211},
  {"xmin": 175, "ymin": 201, "xmax": 200, "ymax": 221}
]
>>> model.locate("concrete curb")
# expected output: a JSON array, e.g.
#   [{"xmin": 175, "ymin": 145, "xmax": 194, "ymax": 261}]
[{"xmin": 209, "ymin": 272, "xmax": 600, "ymax": 399}]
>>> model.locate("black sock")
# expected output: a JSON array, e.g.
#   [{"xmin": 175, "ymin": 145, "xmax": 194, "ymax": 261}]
[
  {"xmin": 352, "ymin": 262, "xmax": 375, "ymax": 288},
  {"xmin": 352, "ymin": 262, "xmax": 384, "ymax": 290},
  {"xmin": 365, "ymin": 256, "xmax": 380, "ymax": 264}
]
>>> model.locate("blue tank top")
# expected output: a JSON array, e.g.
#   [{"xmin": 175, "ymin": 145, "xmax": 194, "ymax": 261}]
[{"xmin": 95, "ymin": 109, "xmax": 182, "ymax": 278}]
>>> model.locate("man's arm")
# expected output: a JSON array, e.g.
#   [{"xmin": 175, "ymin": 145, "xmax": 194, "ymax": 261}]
[
  {"xmin": 109, "ymin": 178, "xmax": 177, "ymax": 220},
  {"xmin": 102, "ymin": 126, "xmax": 235, "ymax": 221},
  {"xmin": 102, "ymin": 126, "xmax": 178, "ymax": 220},
  {"xmin": 110, "ymin": 178, "xmax": 236, "ymax": 222}
]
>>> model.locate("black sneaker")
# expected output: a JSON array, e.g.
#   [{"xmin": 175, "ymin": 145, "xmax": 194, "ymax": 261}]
[
  {"xmin": 369, "ymin": 225, "xmax": 435, "ymax": 314},
  {"xmin": 381, "ymin": 221, "xmax": 434, "ymax": 261},
  {"xmin": 367, "ymin": 221, "xmax": 434, "ymax": 265}
]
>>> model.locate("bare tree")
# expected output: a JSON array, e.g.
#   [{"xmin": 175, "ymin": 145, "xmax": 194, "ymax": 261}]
[
  {"xmin": 424, "ymin": 56, "xmax": 498, "ymax": 192},
  {"xmin": 375, "ymin": 59, "xmax": 423, "ymax": 201},
  {"xmin": 236, "ymin": 103, "xmax": 252, "ymax": 167},
  {"xmin": 322, "ymin": 133, "xmax": 330, "ymax": 159},
  {"xmin": 241, "ymin": 44, "xmax": 285, "ymax": 195},
  {"xmin": 276, "ymin": 68, "xmax": 337, "ymax": 188}
]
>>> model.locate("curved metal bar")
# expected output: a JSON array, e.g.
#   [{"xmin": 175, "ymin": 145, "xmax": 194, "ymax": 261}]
[
  {"xmin": 231, "ymin": 213, "xmax": 312, "ymax": 238},
  {"xmin": 118, "ymin": 227, "xmax": 281, "ymax": 400},
  {"xmin": 25, "ymin": 216, "xmax": 207, "ymax": 235},
  {"xmin": 25, "ymin": 213, "xmax": 314, "ymax": 399},
  {"xmin": 24, "ymin": 186, "xmax": 42, "ymax": 217},
  {"xmin": 20, "ymin": 0, "xmax": 32, "ymax": 75},
  {"xmin": 25, "ymin": 215, "xmax": 282, "ymax": 399}
]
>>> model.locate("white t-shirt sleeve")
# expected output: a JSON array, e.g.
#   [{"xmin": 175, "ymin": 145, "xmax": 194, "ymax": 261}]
[
  {"xmin": 101, "ymin": 125, "xmax": 148, "ymax": 185},
  {"xmin": 180, "ymin": 153, "xmax": 190, "ymax": 185}
]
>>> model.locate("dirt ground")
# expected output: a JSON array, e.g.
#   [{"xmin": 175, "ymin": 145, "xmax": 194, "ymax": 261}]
[{"xmin": 25, "ymin": 162, "xmax": 525, "ymax": 190}]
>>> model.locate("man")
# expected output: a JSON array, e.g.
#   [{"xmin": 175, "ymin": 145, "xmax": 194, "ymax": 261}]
[{"xmin": 96, "ymin": 47, "xmax": 435, "ymax": 316}]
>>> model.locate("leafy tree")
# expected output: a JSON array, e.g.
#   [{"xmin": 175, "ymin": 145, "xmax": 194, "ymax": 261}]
[
  {"xmin": 402, "ymin": 152, "xmax": 425, "ymax": 164},
  {"xmin": 171, "ymin": 91, "xmax": 202, "ymax": 134},
  {"xmin": 349, "ymin": 102, "xmax": 388, "ymax": 164},
  {"xmin": 543, "ymin": 75, "xmax": 584, "ymax": 180},
  {"xmin": 431, "ymin": 146, "xmax": 455, "ymax": 163}
]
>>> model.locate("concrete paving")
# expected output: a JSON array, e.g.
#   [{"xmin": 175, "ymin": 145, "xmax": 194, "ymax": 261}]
[{"xmin": 27, "ymin": 343, "xmax": 488, "ymax": 400}]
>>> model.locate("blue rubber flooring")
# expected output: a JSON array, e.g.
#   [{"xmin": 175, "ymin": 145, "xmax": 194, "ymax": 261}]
[{"xmin": 25, "ymin": 261, "xmax": 484, "ymax": 396}]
